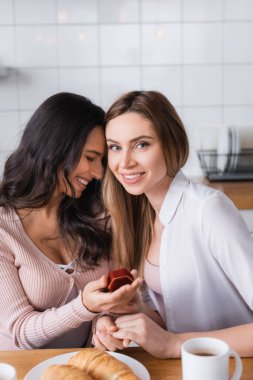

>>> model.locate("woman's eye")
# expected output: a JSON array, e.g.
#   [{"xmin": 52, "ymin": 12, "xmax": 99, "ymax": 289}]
[
  {"xmin": 108, "ymin": 144, "xmax": 120, "ymax": 151},
  {"xmin": 86, "ymin": 156, "xmax": 95, "ymax": 162},
  {"xmin": 136, "ymin": 141, "xmax": 149, "ymax": 149}
]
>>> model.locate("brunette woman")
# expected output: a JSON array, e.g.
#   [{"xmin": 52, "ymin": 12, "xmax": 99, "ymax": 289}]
[
  {"xmin": 94, "ymin": 90, "xmax": 253, "ymax": 358},
  {"xmin": 0, "ymin": 92, "xmax": 142, "ymax": 350}
]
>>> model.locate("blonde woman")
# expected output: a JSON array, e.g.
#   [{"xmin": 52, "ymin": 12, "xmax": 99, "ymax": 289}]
[{"xmin": 93, "ymin": 90, "xmax": 253, "ymax": 358}]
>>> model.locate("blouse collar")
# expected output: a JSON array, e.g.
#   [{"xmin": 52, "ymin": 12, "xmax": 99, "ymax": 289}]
[{"xmin": 159, "ymin": 170, "xmax": 190, "ymax": 226}]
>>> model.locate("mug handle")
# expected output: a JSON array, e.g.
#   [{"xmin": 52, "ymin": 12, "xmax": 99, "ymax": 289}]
[{"xmin": 229, "ymin": 349, "xmax": 243, "ymax": 380}]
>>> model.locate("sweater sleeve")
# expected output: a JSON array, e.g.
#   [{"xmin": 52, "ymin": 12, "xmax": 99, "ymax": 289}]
[{"xmin": 0, "ymin": 240, "xmax": 97, "ymax": 349}]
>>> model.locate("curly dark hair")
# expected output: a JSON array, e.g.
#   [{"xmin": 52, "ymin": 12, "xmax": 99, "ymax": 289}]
[{"xmin": 0, "ymin": 92, "xmax": 111, "ymax": 268}]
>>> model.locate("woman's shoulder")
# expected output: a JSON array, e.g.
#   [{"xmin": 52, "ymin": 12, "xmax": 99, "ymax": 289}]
[
  {"xmin": 187, "ymin": 180, "xmax": 226, "ymax": 205},
  {"xmin": 180, "ymin": 180, "xmax": 235, "ymax": 221},
  {"xmin": 170, "ymin": 171, "xmax": 223, "ymax": 206},
  {"xmin": 0, "ymin": 205, "xmax": 16, "ymax": 217},
  {"xmin": 187, "ymin": 181, "xmax": 240, "ymax": 228}
]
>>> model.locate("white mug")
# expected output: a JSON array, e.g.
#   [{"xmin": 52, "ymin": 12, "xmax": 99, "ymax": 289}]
[
  {"xmin": 0, "ymin": 363, "xmax": 16, "ymax": 380},
  {"xmin": 181, "ymin": 337, "xmax": 242, "ymax": 380}
]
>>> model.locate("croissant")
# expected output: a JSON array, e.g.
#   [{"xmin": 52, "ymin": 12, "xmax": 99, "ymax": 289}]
[
  {"xmin": 41, "ymin": 364, "xmax": 93, "ymax": 380},
  {"xmin": 68, "ymin": 348, "xmax": 140, "ymax": 380}
]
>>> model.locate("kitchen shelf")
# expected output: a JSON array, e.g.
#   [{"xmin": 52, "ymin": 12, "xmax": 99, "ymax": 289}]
[{"xmin": 197, "ymin": 149, "xmax": 253, "ymax": 181}]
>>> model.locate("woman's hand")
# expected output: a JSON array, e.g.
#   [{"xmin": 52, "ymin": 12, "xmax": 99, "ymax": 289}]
[
  {"xmin": 113, "ymin": 313, "xmax": 181, "ymax": 358},
  {"xmin": 93, "ymin": 315, "xmax": 130, "ymax": 351},
  {"xmin": 82, "ymin": 274, "xmax": 143, "ymax": 314}
]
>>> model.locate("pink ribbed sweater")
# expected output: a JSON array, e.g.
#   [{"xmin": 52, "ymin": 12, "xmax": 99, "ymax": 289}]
[{"xmin": 0, "ymin": 206, "xmax": 110, "ymax": 350}]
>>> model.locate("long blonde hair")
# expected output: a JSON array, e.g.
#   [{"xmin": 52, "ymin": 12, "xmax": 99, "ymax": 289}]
[{"xmin": 102, "ymin": 91, "xmax": 189, "ymax": 273}]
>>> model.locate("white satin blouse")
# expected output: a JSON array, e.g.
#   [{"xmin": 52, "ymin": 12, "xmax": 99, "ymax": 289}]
[{"xmin": 143, "ymin": 171, "xmax": 253, "ymax": 333}]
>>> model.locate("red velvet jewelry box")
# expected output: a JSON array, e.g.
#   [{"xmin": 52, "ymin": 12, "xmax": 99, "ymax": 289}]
[{"xmin": 107, "ymin": 268, "xmax": 134, "ymax": 291}]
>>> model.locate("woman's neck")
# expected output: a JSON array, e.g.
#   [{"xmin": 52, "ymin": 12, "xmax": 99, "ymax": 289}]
[
  {"xmin": 17, "ymin": 192, "xmax": 63, "ymax": 220},
  {"xmin": 145, "ymin": 175, "xmax": 173, "ymax": 216}
]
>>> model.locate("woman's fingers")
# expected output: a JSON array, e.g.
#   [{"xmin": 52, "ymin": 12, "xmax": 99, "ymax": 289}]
[
  {"xmin": 95, "ymin": 316, "xmax": 126, "ymax": 351},
  {"xmin": 111, "ymin": 277, "xmax": 143, "ymax": 298},
  {"xmin": 96, "ymin": 315, "xmax": 116, "ymax": 333},
  {"xmin": 113, "ymin": 313, "xmax": 149, "ymax": 345},
  {"xmin": 100, "ymin": 280, "xmax": 143, "ymax": 312},
  {"xmin": 131, "ymin": 277, "xmax": 143, "ymax": 289},
  {"xmin": 86, "ymin": 275, "xmax": 108, "ymax": 292},
  {"xmin": 97, "ymin": 331, "xmax": 124, "ymax": 351},
  {"xmin": 113, "ymin": 314, "xmax": 173, "ymax": 359},
  {"xmin": 108, "ymin": 278, "xmax": 143, "ymax": 307},
  {"xmin": 130, "ymin": 269, "xmax": 137, "ymax": 279},
  {"xmin": 110, "ymin": 302, "xmax": 138, "ymax": 314},
  {"xmin": 123, "ymin": 338, "xmax": 131, "ymax": 348},
  {"xmin": 112, "ymin": 329, "xmax": 138, "ymax": 343},
  {"xmin": 107, "ymin": 324, "xmax": 118, "ymax": 333},
  {"xmin": 93, "ymin": 333, "xmax": 107, "ymax": 351},
  {"xmin": 83, "ymin": 275, "xmax": 143, "ymax": 313},
  {"xmin": 94, "ymin": 332, "xmax": 125, "ymax": 352},
  {"xmin": 115, "ymin": 313, "xmax": 143, "ymax": 326}
]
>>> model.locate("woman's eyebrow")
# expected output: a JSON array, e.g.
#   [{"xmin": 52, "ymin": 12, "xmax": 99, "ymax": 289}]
[
  {"xmin": 106, "ymin": 135, "xmax": 154, "ymax": 143},
  {"xmin": 85, "ymin": 149, "xmax": 103, "ymax": 156}
]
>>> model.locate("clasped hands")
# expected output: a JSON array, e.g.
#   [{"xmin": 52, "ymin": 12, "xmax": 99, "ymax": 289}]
[
  {"xmin": 82, "ymin": 269, "xmax": 178, "ymax": 358},
  {"xmin": 93, "ymin": 311, "xmax": 177, "ymax": 359},
  {"xmin": 82, "ymin": 269, "xmax": 144, "ymax": 350}
]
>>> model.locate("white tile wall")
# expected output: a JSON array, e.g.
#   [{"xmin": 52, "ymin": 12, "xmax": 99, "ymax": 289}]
[
  {"xmin": 98, "ymin": 0, "xmax": 139, "ymax": 23},
  {"xmin": 183, "ymin": 66, "xmax": 223, "ymax": 106},
  {"xmin": 0, "ymin": 71, "xmax": 18, "ymax": 110},
  {"xmin": 101, "ymin": 67, "xmax": 141, "ymax": 109},
  {"xmin": 224, "ymin": 0, "xmax": 253, "ymax": 20},
  {"xmin": 184, "ymin": 107, "xmax": 223, "ymax": 126},
  {"xmin": 0, "ymin": 151, "xmax": 9, "ymax": 180},
  {"xmin": 224, "ymin": 107, "xmax": 253, "ymax": 125},
  {"xmin": 19, "ymin": 110, "xmax": 33, "ymax": 128},
  {"xmin": 57, "ymin": 0, "xmax": 98, "ymax": 24},
  {"xmin": 100, "ymin": 25, "xmax": 141, "ymax": 65},
  {"xmin": 0, "ymin": 27, "xmax": 15, "ymax": 66},
  {"xmin": 14, "ymin": 0, "xmax": 56, "ymax": 24},
  {"xmin": 0, "ymin": 0, "xmax": 253, "ymax": 179},
  {"xmin": 182, "ymin": 0, "xmax": 223, "ymax": 21},
  {"xmin": 142, "ymin": 66, "xmax": 182, "ymax": 107},
  {"xmin": 141, "ymin": 0, "xmax": 181, "ymax": 22},
  {"xmin": 183, "ymin": 23, "xmax": 223, "ymax": 64},
  {"xmin": 0, "ymin": 0, "xmax": 13, "ymax": 25},
  {"xmin": 224, "ymin": 65, "xmax": 253, "ymax": 105},
  {"xmin": 16, "ymin": 26, "xmax": 58, "ymax": 67},
  {"xmin": 224, "ymin": 22, "xmax": 253, "ymax": 63},
  {"xmin": 59, "ymin": 68, "xmax": 100, "ymax": 104},
  {"xmin": 142, "ymin": 24, "xmax": 181, "ymax": 65},
  {"xmin": 58, "ymin": 25, "xmax": 99, "ymax": 66},
  {"xmin": 0, "ymin": 112, "xmax": 20, "ymax": 151},
  {"xmin": 17, "ymin": 68, "xmax": 59, "ymax": 109}
]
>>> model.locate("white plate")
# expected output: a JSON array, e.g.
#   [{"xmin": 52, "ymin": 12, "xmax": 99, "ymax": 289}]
[
  {"xmin": 217, "ymin": 126, "xmax": 231, "ymax": 172},
  {"xmin": 231, "ymin": 126, "xmax": 240, "ymax": 171},
  {"xmin": 226, "ymin": 126, "xmax": 234, "ymax": 172},
  {"xmin": 24, "ymin": 351, "xmax": 150, "ymax": 380}
]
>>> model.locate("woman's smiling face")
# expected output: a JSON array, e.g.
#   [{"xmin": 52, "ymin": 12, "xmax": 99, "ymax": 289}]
[
  {"xmin": 58, "ymin": 126, "xmax": 105, "ymax": 198},
  {"xmin": 106, "ymin": 112, "xmax": 170, "ymax": 199}
]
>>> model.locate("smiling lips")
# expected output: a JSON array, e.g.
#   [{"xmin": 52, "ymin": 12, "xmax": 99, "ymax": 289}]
[
  {"xmin": 120, "ymin": 172, "xmax": 145, "ymax": 184},
  {"xmin": 76, "ymin": 176, "xmax": 89, "ymax": 189}
]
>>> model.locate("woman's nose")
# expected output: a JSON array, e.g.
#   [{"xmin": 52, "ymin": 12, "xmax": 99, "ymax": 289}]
[
  {"xmin": 119, "ymin": 150, "xmax": 135, "ymax": 169},
  {"xmin": 92, "ymin": 161, "xmax": 104, "ymax": 180}
]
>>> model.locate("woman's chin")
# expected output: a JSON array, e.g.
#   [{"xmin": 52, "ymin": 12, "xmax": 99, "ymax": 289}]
[{"xmin": 121, "ymin": 184, "xmax": 145, "ymax": 196}]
